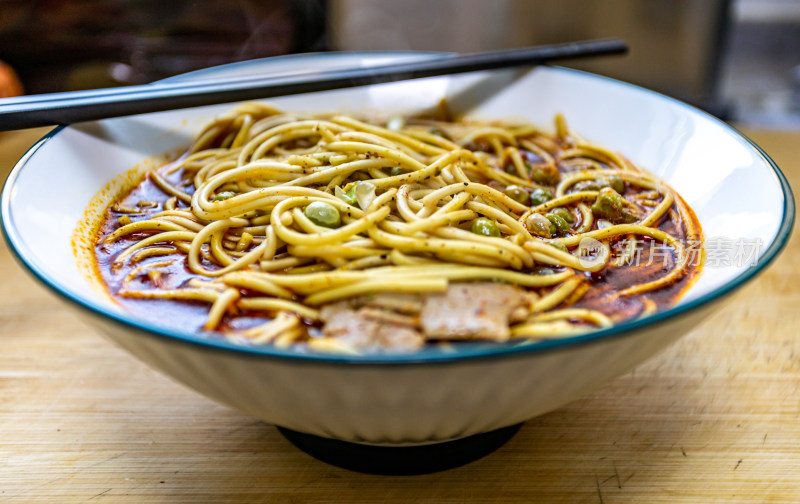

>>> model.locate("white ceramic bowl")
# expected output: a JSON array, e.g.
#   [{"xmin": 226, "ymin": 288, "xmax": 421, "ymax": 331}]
[{"xmin": 2, "ymin": 53, "xmax": 794, "ymax": 445}]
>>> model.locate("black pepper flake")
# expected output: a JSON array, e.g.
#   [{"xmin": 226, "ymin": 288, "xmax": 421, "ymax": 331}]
[{"xmin": 463, "ymin": 182, "xmax": 469, "ymax": 186}]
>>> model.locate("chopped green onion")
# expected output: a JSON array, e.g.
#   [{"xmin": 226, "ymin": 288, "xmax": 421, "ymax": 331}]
[
  {"xmin": 550, "ymin": 207, "xmax": 575, "ymax": 224},
  {"xmin": 526, "ymin": 213, "xmax": 552, "ymax": 238},
  {"xmin": 531, "ymin": 165, "xmax": 560, "ymax": 185},
  {"xmin": 335, "ymin": 185, "xmax": 358, "ymax": 206},
  {"xmin": 591, "ymin": 188, "xmax": 637, "ymax": 224},
  {"xmin": 304, "ymin": 202, "xmax": 341, "ymax": 228},
  {"xmin": 212, "ymin": 191, "xmax": 235, "ymax": 202},
  {"xmin": 530, "ymin": 188, "xmax": 553, "ymax": 206},
  {"xmin": 607, "ymin": 176, "xmax": 625, "ymax": 194},
  {"xmin": 471, "ymin": 217, "xmax": 501, "ymax": 237},
  {"xmin": 355, "ymin": 181, "xmax": 377, "ymax": 210},
  {"xmin": 546, "ymin": 213, "xmax": 570, "ymax": 236},
  {"xmin": 504, "ymin": 185, "xmax": 529, "ymax": 204}
]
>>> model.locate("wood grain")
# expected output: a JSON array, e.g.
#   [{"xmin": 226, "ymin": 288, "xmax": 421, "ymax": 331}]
[{"xmin": 0, "ymin": 126, "xmax": 798, "ymax": 503}]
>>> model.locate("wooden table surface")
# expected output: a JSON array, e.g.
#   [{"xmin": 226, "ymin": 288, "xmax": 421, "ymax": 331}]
[{"xmin": 1, "ymin": 126, "xmax": 798, "ymax": 503}]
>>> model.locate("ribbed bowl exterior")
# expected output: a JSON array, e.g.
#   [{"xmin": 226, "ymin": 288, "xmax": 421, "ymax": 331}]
[{"xmin": 81, "ymin": 302, "xmax": 715, "ymax": 445}]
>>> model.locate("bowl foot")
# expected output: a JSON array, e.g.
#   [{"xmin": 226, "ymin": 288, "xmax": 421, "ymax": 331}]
[{"xmin": 277, "ymin": 423, "xmax": 522, "ymax": 475}]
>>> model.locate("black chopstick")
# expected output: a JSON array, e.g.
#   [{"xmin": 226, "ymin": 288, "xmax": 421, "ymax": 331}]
[{"xmin": 0, "ymin": 38, "xmax": 626, "ymax": 132}]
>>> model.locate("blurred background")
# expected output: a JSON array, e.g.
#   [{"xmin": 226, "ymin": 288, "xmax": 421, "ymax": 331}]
[{"xmin": 0, "ymin": 0, "xmax": 798, "ymax": 128}]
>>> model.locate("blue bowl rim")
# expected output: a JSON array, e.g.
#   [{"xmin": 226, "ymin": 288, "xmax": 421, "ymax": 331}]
[{"xmin": 1, "ymin": 51, "xmax": 795, "ymax": 366}]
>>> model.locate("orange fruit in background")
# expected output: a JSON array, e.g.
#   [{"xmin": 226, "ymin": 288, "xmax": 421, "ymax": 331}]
[{"xmin": 0, "ymin": 61, "xmax": 24, "ymax": 98}]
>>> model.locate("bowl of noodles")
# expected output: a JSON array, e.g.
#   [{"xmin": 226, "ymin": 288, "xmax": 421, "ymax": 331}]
[{"xmin": 2, "ymin": 52, "xmax": 794, "ymax": 454}]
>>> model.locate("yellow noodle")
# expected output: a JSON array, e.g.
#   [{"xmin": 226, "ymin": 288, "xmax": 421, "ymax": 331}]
[
  {"xmin": 305, "ymin": 278, "xmax": 449, "ymax": 306},
  {"xmin": 237, "ymin": 297, "xmax": 320, "ymax": 320},
  {"xmin": 204, "ymin": 288, "xmax": 240, "ymax": 330},
  {"xmin": 530, "ymin": 276, "xmax": 584, "ymax": 312},
  {"xmin": 523, "ymin": 308, "xmax": 613, "ymax": 328},
  {"xmin": 97, "ymin": 104, "xmax": 702, "ymax": 352}
]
